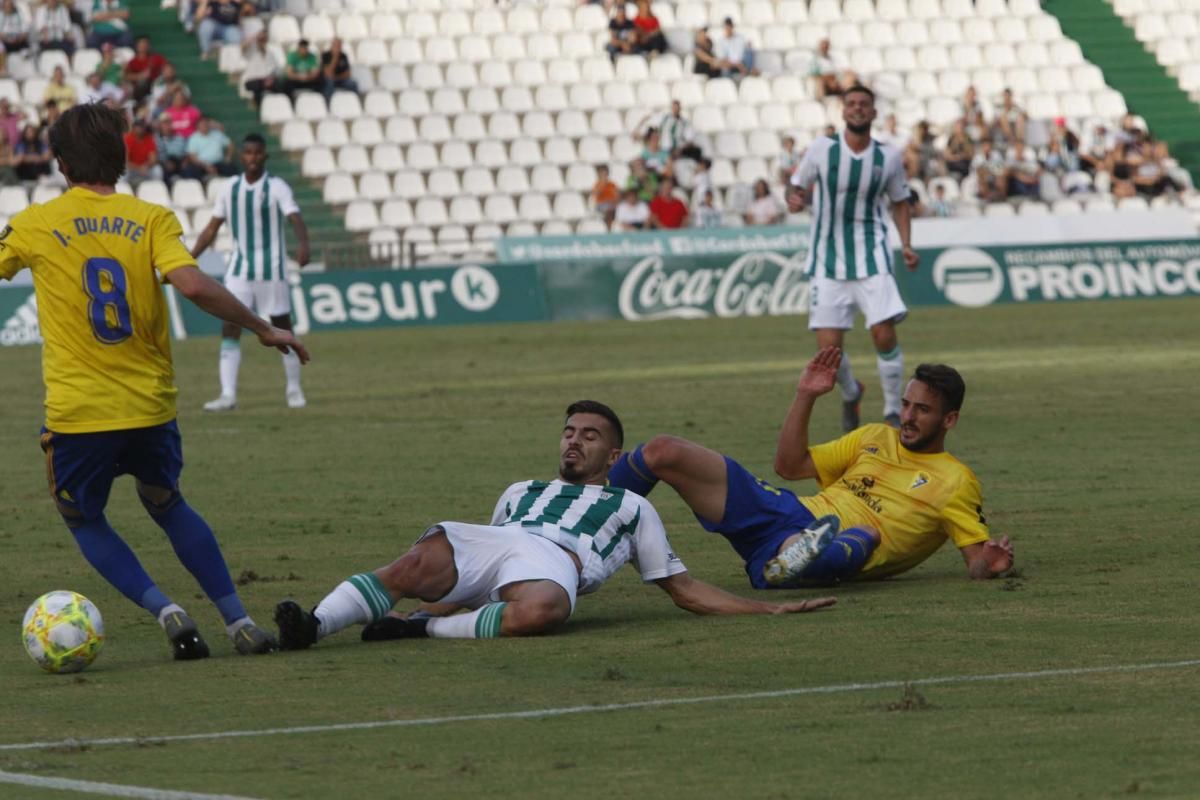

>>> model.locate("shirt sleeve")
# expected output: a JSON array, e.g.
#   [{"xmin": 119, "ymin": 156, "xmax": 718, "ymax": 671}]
[
  {"xmin": 211, "ymin": 179, "xmax": 228, "ymax": 219},
  {"xmin": 273, "ymin": 178, "xmax": 301, "ymax": 217},
  {"xmin": 808, "ymin": 427, "xmax": 866, "ymax": 490},
  {"xmin": 883, "ymin": 150, "xmax": 911, "ymax": 202},
  {"xmin": 0, "ymin": 218, "xmax": 29, "ymax": 280},
  {"xmin": 942, "ymin": 469, "xmax": 991, "ymax": 549},
  {"xmin": 790, "ymin": 143, "xmax": 822, "ymax": 190},
  {"xmin": 628, "ymin": 498, "xmax": 688, "ymax": 582},
  {"xmin": 489, "ymin": 482, "xmax": 523, "ymax": 525},
  {"xmin": 150, "ymin": 208, "xmax": 197, "ymax": 282}
]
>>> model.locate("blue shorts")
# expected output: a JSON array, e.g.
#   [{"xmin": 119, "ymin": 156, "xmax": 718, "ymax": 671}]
[
  {"xmin": 698, "ymin": 456, "xmax": 820, "ymax": 589},
  {"xmin": 40, "ymin": 420, "xmax": 184, "ymax": 523}
]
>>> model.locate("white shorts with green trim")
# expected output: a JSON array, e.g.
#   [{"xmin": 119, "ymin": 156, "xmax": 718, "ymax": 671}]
[
  {"xmin": 807, "ymin": 272, "xmax": 908, "ymax": 330},
  {"xmin": 225, "ymin": 276, "xmax": 292, "ymax": 317}
]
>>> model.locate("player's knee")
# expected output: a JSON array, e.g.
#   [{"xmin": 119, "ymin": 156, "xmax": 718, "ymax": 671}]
[
  {"xmin": 502, "ymin": 596, "xmax": 569, "ymax": 636},
  {"xmin": 137, "ymin": 481, "xmax": 181, "ymax": 517},
  {"xmin": 641, "ymin": 435, "xmax": 686, "ymax": 471},
  {"xmin": 378, "ymin": 541, "xmax": 454, "ymax": 601}
]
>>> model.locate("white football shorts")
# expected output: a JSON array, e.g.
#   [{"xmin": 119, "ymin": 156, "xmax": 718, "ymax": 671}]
[
  {"xmin": 807, "ymin": 272, "xmax": 908, "ymax": 330},
  {"xmin": 418, "ymin": 522, "xmax": 581, "ymax": 613},
  {"xmin": 225, "ymin": 276, "xmax": 292, "ymax": 317}
]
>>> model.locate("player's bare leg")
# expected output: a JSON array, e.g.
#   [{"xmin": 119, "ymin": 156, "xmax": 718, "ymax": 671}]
[
  {"xmin": 204, "ymin": 321, "xmax": 243, "ymax": 411},
  {"xmin": 271, "ymin": 312, "xmax": 306, "ymax": 408},
  {"xmin": 637, "ymin": 435, "xmax": 730, "ymax": 524},
  {"xmin": 869, "ymin": 319, "xmax": 903, "ymax": 427},
  {"xmin": 816, "ymin": 327, "xmax": 863, "ymax": 431}
]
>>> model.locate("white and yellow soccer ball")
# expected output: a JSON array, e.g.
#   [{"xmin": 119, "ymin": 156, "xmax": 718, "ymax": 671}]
[{"xmin": 22, "ymin": 590, "xmax": 105, "ymax": 674}]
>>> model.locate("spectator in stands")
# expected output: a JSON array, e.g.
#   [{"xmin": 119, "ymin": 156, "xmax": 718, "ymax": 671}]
[
  {"xmin": 773, "ymin": 135, "xmax": 800, "ymax": 188},
  {"xmin": 1132, "ymin": 141, "xmax": 1182, "ymax": 198},
  {"xmin": 150, "ymin": 63, "xmax": 187, "ymax": 114},
  {"xmin": 195, "ymin": 0, "xmax": 241, "ymax": 59},
  {"xmin": 614, "ymin": 187, "xmax": 649, "ymax": 230},
  {"xmin": 1079, "ymin": 123, "xmax": 1114, "ymax": 175},
  {"xmin": 320, "ymin": 38, "xmax": 358, "ymax": 100},
  {"xmin": 185, "ymin": 116, "xmax": 236, "ymax": 179},
  {"xmin": 690, "ymin": 156, "xmax": 712, "ymax": 206},
  {"xmin": 165, "ymin": 87, "xmax": 202, "ymax": 138},
  {"xmin": 693, "ymin": 189, "xmax": 722, "ymax": 229},
  {"xmin": 903, "ymin": 121, "xmax": 940, "ymax": 181},
  {"xmin": 944, "ymin": 119, "xmax": 974, "ymax": 180},
  {"xmin": 639, "ymin": 126, "xmax": 671, "ymax": 177},
  {"xmin": 86, "ymin": 0, "xmax": 133, "ymax": 49},
  {"xmin": 1006, "ymin": 142, "xmax": 1042, "ymax": 200},
  {"xmin": 961, "ymin": 85, "xmax": 982, "ymax": 123},
  {"xmin": 992, "ymin": 88, "xmax": 1026, "ymax": 146},
  {"xmin": 591, "ymin": 163, "xmax": 619, "ymax": 228},
  {"xmin": 875, "ymin": 113, "xmax": 907, "ymax": 151},
  {"xmin": 238, "ymin": 0, "xmax": 263, "ymax": 41},
  {"xmin": 0, "ymin": 98, "xmax": 24, "ymax": 150},
  {"xmin": 0, "ymin": 0, "xmax": 30, "ymax": 60},
  {"xmin": 744, "ymin": 179, "xmax": 784, "ymax": 226},
  {"xmin": 973, "ymin": 140, "xmax": 1007, "ymax": 203},
  {"xmin": 13, "ymin": 123, "xmax": 50, "ymax": 180},
  {"xmin": 809, "ymin": 39, "xmax": 852, "ymax": 99},
  {"xmin": 715, "ymin": 17, "xmax": 757, "ymax": 80},
  {"xmin": 43, "ymin": 66, "xmax": 77, "ymax": 109},
  {"xmin": 124, "ymin": 117, "xmax": 161, "ymax": 185},
  {"xmin": 926, "ymin": 184, "xmax": 953, "ymax": 218},
  {"xmin": 649, "ymin": 177, "xmax": 689, "ymax": 229},
  {"xmin": 81, "ymin": 69, "xmax": 123, "ymax": 105},
  {"xmin": 1042, "ymin": 136, "xmax": 1075, "ymax": 178},
  {"xmin": 34, "ymin": 0, "xmax": 76, "ymax": 57},
  {"xmin": 241, "ymin": 29, "xmax": 281, "ymax": 109},
  {"xmin": 155, "ymin": 113, "xmax": 193, "ymax": 184},
  {"xmin": 692, "ymin": 27, "xmax": 719, "ymax": 78},
  {"xmin": 284, "ymin": 39, "xmax": 322, "ymax": 96},
  {"xmin": 93, "ymin": 42, "xmax": 123, "ymax": 87},
  {"xmin": 654, "ymin": 101, "xmax": 701, "ymax": 161},
  {"xmin": 36, "ymin": 100, "xmax": 61, "ymax": 140},
  {"xmin": 605, "ymin": 3, "xmax": 635, "ymax": 63},
  {"xmin": 632, "ymin": 0, "xmax": 667, "ymax": 56},
  {"xmin": 124, "ymin": 36, "xmax": 168, "ymax": 103},
  {"xmin": 0, "ymin": 128, "xmax": 15, "ymax": 185},
  {"xmin": 625, "ymin": 157, "xmax": 658, "ymax": 201}
]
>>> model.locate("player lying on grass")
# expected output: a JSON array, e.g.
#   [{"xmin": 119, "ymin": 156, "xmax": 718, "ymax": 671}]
[
  {"xmin": 607, "ymin": 347, "xmax": 1014, "ymax": 587},
  {"xmin": 274, "ymin": 401, "xmax": 835, "ymax": 647}
]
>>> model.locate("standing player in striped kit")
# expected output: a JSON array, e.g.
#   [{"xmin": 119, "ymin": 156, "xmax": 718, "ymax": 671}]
[
  {"xmin": 191, "ymin": 133, "xmax": 311, "ymax": 411},
  {"xmin": 273, "ymin": 401, "xmax": 835, "ymax": 648},
  {"xmin": 787, "ymin": 85, "xmax": 919, "ymax": 430}
]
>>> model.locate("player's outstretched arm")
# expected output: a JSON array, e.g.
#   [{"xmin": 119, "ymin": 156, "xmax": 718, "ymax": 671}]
[
  {"xmin": 165, "ymin": 266, "xmax": 310, "ymax": 363},
  {"xmin": 774, "ymin": 345, "xmax": 841, "ymax": 481},
  {"xmin": 189, "ymin": 216, "xmax": 224, "ymax": 260},
  {"xmin": 287, "ymin": 213, "xmax": 311, "ymax": 267},
  {"xmin": 655, "ymin": 572, "xmax": 836, "ymax": 615},
  {"xmin": 890, "ymin": 200, "xmax": 919, "ymax": 271},
  {"xmin": 960, "ymin": 536, "xmax": 1014, "ymax": 580}
]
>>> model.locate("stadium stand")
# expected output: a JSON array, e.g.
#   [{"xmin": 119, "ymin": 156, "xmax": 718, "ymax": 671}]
[{"xmin": 0, "ymin": 0, "xmax": 1195, "ymax": 266}]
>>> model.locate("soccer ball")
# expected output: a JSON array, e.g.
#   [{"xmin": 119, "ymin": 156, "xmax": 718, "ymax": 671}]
[{"xmin": 22, "ymin": 591, "xmax": 105, "ymax": 674}]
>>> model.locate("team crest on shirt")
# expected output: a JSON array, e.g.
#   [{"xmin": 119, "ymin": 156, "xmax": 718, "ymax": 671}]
[{"xmin": 910, "ymin": 473, "xmax": 930, "ymax": 490}]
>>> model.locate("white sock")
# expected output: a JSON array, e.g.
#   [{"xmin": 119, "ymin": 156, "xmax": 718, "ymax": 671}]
[
  {"xmin": 218, "ymin": 339, "xmax": 241, "ymax": 398},
  {"xmin": 224, "ymin": 615, "xmax": 252, "ymax": 638},
  {"xmin": 837, "ymin": 355, "xmax": 859, "ymax": 402},
  {"xmin": 282, "ymin": 350, "xmax": 301, "ymax": 393},
  {"xmin": 314, "ymin": 574, "xmax": 392, "ymax": 639},
  {"xmin": 157, "ymin": 603, "xmax": 186, "ymax": 627},
  {"xmin": 877, "ymin": 347, "xmax": 905, "ymax": 417},
  {"xmin": 426, "ymin": 602, "xmax": 507, "ymax": 639}
]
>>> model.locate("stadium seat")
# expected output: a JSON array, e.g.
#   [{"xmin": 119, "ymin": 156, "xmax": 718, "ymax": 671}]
[
  {"xmin": 577, "ymin": 135, "xmax": 612, "ymax": 164},
  {"xmin": 496, "ymin": 165, "xmax": 531, "ymax": 194},
  {"xmin": 171, "ymin": 179, "xmax": 207, "ymax": 211},
  {"xmin": 323, "ymin": 172, "xmax": 358, "ymax": 205},
  {"xmin": 359, "ymin": 171, "xmax": 393, "ymax": 202},
  {"xmin": 392, "ymin": 169, "xmax": 427, "ymax": 200},
  {"xmin": 531, "ymin": 165, "xmax": 565, "ymax": 193},
  {"xmin": 565, "ymin": 163, "xmax": 596, "ymax": 193},
  {"xmin": 294, "ymin": 92, "xmax": 327, "ymax": 122},
  {"xmin": 329, "ymin": 91, "xmax": 363, "ymax": 120},
  {"xmin": 517, "ymin": 192, "xmax": 553, "ymax": 222},
  {"xmin": 280, "ymin": 120, "xmax": 314, "ymax": 151},
  {"xmin": 543, "ymin": 137, "xmax": 578, "ymax": 167},
  {"xmin": 269, "ymin": 14, "xmax": 301, "ymax": 45},
  {"xmin": 440, "ymin": 140, "xmax": 472, "ymax": 170},
  {"xmin": 458, "ymin": 35, "xmax": 492, "ymax": 63},
  {"xmin": 521, "ymin": 110, "xmax": 554, "ymax": 140},
  {"xmin": 461, "ymin": 167, "xmax": 496, "ymax": 197},
  {"xmin": 414, "ymin": 198, "xmax": 449, "ymax": 227},
  {"xmin": 379, "ymin": 199, "xmax": 413, "ymax": 228},
  {"xmin": 345, "ymin": 200, "xmax": 380, "ymax": 232},
  {"xmin": 451, "ymin": 112, "xmax": 486, "ymax": 142},
  {"xmin": 483, "ymin": 194, "xmax": 518, "ymax": 224},
  {"xmin": 715, "ymin": 131, "xmax": 748, "ymax": 160},
  {"xmin": 602, "ymin": 82, "xmax": 636, "ymax": 110},
  {"xmin": 337, "ymin": 145, "xmax": 372, "ymax": 175},
  {"xmin": 580, "ymin": 56, "xmax": 615, "ymax": 83},
  {"xmin": 431, "ymin": 89, "xmax": 465, "ymax": 116},
  {"xmin": 404, "ymin": 142, "xmax": 438, "ymax": 172},
  {"xmin": 350, "ymin": 117, "xmax": 384, "ymax": 148},
  {"xmin": 316, "ymin": 119, "xmax": 349, "ymax": 147},
  {"xmin": 475, "ymin": 139, "xmax": 508, "ymax": 168},
  {"xmin": 449, "ymin": 196, "xmax": 484, "ymax": 226}
]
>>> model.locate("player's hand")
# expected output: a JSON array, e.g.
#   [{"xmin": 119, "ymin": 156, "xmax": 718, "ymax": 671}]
[
  {"xmin": 769, "ymin": 596, "xmax": 837, "ymax": 614},
  {"xmin": 796, "ymin": 345, "xmax": 841, "ymax": 397},
  {"xmin": 257, "ymin": 326, "xmax": 310, "ymax": 364},
  {"xmin": 296, "ymin": 243, "xmax": 311, "ymax": 268},
  {"xmin": 786, "ymin": 187, "xmax": 807, "ymax": 213},
  {"xmin": 982, "ymin": 535, "xmax": 1013, "ymax": 575},
  {"xmin": 902, "ymin": 246, "xmax": 920, "ymax": 271}
]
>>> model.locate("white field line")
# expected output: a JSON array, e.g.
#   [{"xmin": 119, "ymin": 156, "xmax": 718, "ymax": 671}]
[
  {"xmin": 0, "ymin": 770, "xmax": 260, "ymax": 800},
  {"xmin": 2, "ymin": 659, "xmax": 1198, "ymax": 754}
]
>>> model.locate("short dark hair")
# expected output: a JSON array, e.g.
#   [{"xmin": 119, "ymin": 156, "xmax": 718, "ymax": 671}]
[
  {"xmin": 48, "ymin": 102, "xmax": 127, "ymax": 186},
  {"xmin": 565, "ymin": 400, "xmax": 624, "ymax": 448},
  {"xmin": 844, "ymin": 84, "xmax": 875, "ymax": 104},
  {"xmin": 913, "ymin": 364, "xmax": 966, "ymax": 413},
  {"xmin": 242, "ymin": 132, "xmax": 266, "ymax": 147}
]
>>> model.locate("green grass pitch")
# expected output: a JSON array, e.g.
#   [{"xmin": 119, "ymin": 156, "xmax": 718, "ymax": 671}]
[{"xmin": 1, "ymin": 298, "xmax": 1198, "ymax": 799}]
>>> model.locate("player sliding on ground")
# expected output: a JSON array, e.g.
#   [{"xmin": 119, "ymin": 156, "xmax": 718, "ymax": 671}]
[
  {"xmin": 607, "ymin": 347, "xmax": 1014, "ymax": 587},
  {"xmin": 274, "ymin": 401, "xmax": 835, "ymax": 647}
]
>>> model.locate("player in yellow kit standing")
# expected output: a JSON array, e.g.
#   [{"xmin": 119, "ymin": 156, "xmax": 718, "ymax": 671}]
[
  {"xmin": 606, "ymin": 346, "xmax": 1013, "ymax": 586},
  {"xmin": 0, "ymin": 103, "xmax": 311, "ymax": 659}
]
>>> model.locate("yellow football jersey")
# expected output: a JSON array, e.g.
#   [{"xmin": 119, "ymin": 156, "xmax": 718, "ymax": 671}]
[
  {"xmin": 0, "ymin": 188, "xmax": 195, "ymax": 433},
  {"xmin": 800, "ymin": 423, "xmax": 990, "ymax": 579}
]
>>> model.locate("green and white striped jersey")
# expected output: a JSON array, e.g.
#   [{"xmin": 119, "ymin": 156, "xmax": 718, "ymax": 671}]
[
  {"xmin": 791, "ymin": 132, "xmax": 910, "ymax": 280},
  {"xmin": 490, "ymin": 480, "xmax": 687, "ymax": 594},
  {"xmin": 212, "ymin": 172, "xmax": 300, "ymax": 282}
]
